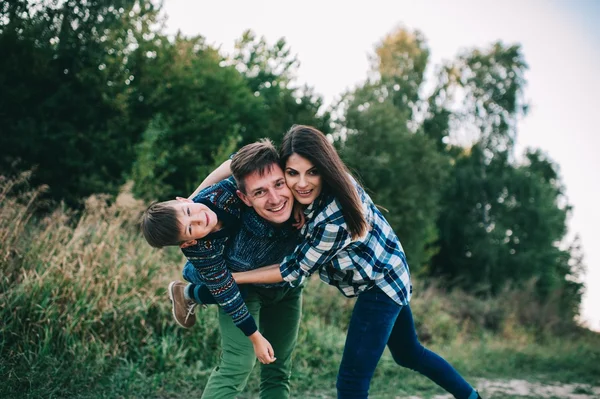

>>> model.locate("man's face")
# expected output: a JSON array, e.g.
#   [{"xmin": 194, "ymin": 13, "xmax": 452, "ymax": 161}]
[{"xmin": 237, "ymin": 164, "xmax": 294, "ymax": 225}]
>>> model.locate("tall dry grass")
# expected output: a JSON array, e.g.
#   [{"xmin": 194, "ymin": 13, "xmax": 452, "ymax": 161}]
[
  {"xmin": 0, "ymin": 175, "xmax": 222, "ymax": 397},
  {"xmin": 1, "ymin": 174, "xmax": 598, "ymax": 398}
]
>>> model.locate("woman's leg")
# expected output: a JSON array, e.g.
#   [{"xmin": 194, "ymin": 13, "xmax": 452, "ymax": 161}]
[
  {"xmin": 387, "ymin": 304, "xmax": 478, "ymax": 399},
  {"xmin": 336, "ymin": 287, "xmax": 402, "ymax": 399}
]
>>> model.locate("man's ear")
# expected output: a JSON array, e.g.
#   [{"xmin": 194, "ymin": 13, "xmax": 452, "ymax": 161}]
[
  {"xmin": 236, "ymin": 190, "xmax": 252, "ymax": 207},
  {"xmin": 180, "ymin": 239, "xmax": 197, "ymax": 249}
]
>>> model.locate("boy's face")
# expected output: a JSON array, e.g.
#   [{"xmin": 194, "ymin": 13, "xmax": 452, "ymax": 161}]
[
  {"xmin": 173, "ymin": 199, "xmax": 219, "ymax": 248},
  {"xmin": 237, "ymin": 163, "xmax": 294, "ymax": 225}
]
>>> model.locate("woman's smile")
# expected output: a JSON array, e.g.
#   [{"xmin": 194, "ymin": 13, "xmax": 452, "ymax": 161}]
[{"xmin": 285, "ymin": 153, "xmax": 323, "ymax": 205}]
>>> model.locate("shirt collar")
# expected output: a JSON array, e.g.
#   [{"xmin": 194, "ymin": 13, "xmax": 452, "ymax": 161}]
[
  {"xmin": 242, "ymin": 207, "xmax": 296, "ymax": 238},
  {"xmin": 304, "ymin": 192, "xmax": 330, "ymax": 222}
]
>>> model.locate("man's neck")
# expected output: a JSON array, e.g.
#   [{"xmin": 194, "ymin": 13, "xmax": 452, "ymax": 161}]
[{"xmin": 211, "ymin": 220, "xmax": 224, "ymax": 232}]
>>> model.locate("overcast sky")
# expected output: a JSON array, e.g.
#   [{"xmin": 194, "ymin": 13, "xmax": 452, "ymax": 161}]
[{"xmin": 161, "ymin": 0, "xmax": 600, "ymax": 331}]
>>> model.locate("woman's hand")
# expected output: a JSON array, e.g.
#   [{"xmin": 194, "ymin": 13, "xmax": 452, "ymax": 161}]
[
  {"xmin": 292, "ymin": 202, "xmax": 306, "ymax": 229},
  {"xmin": 249, "ymin": 331, "xmax": 276, "ymax": 364}
]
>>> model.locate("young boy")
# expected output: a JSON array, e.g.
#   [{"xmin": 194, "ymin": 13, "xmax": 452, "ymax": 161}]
[
  {"xmin": 142, "ymin": 140, "xmax": 303, "ymax": 398},
  {"xmin": 140, "ymin": 173, "xmax": 270, "ymax": 360}
]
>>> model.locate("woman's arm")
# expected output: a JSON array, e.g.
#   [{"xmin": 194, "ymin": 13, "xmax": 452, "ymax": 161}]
[
  {"xmin": 232, "ymin": 264, "xmax": 283, "ymax": 284},
  {"xmin": 188, "ymin": 159, "xmax": 233, "ymax": 199}
]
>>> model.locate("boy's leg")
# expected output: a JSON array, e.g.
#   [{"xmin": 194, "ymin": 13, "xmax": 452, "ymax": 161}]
[
  {"xmin": 182, "ymin": 260, "xmax": 203, "ymax": 285},
  {"xmin": 182, "ymin": 261, "xmax": 248, "ymax": 305},
  {"xmin": 201, "ymin": 287, "xmax": 261, "ymax": 399},
  {"xmin": 257, "ymin": 285, "xmax": 303, "ymax": 399}
]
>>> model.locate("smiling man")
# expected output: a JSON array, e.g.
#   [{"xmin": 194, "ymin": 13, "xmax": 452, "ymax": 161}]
[{"xmin": 141, "ymin": 139, "xmax": 302, "ymax": 399}]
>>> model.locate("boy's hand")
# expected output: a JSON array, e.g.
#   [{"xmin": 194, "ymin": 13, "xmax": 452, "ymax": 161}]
[
  {"xmin": 292, "ymin": 202, "xmax": 306, "ymax": 229},
  {"xmin": 249, "ymin": 331, "xmax": 276, "ymax": 364}
]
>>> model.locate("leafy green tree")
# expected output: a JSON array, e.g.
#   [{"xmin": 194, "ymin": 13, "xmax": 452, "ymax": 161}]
[
  {"xmin": 370, "ymin": 27, "xmax": 429, "ymax": 116},
  {"xmin": 0, "ymin": 0, "xmax": 160, "ymax": 205},
  {"xmin": 131, "ymin": 30, "xmax": 334, "ymax": 201},
  {"xmin": 228, "ymin": 30, "xmax": 332, "ymax": 144},
  {"xmin": 130, "ymin": 35, "xmax": 260, "ymax": 201},
  {"xmin": 424, "ymin": 42, "xmax": 528, "ymax": 151},
  {"xmin": 431, "ymin": 146, "xmax": 579, "ymax": 302},
  {"xmin": 336, "ymin": 28, "xmax": 448, "ymax": 272}
]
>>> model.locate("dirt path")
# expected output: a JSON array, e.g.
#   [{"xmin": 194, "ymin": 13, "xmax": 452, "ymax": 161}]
[
  {"xmin": 412, "ymin": 378, "xmax": 600, "ymax": 399},
  {"xmin": 304, "ymin": 378, "xmax": 600, "ymax": 398}
]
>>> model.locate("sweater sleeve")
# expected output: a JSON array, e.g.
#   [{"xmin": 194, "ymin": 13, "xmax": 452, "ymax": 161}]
[
  {"xmin": 182, "ymin": 238, "xmax": 257, "ymax": 336},
  {"xmin": 191, "ymin": 176, "xmax": 241, "ymax": 220}
]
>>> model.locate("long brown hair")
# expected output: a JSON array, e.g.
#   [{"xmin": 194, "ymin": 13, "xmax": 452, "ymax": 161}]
[{"xmin": 280, "ymin": 125, "xmax": 367, "ymax": 240}]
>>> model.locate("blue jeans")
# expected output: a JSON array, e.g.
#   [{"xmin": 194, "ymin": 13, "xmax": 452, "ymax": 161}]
[
  {"xmin": 182, "ymin": 261, "xmax": 248, "ymax": 305},
  {"xmin": 336, "ymin": 286, "xmax": 477, "ymax": 399}
]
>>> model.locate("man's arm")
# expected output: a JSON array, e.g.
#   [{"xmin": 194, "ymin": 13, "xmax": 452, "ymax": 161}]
[
  {"xmin": 188, "ymin": 159, "xmax": 233, "ymax": 199},
  {"xmin": 232, "ymin": 264, "xmax": 283, "ymax": 285}
]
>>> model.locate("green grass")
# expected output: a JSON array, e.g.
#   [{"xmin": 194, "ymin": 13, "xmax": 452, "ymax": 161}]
[{"xmin": 1, "ymin": 177, "xmax": 599, "ymax": 398}]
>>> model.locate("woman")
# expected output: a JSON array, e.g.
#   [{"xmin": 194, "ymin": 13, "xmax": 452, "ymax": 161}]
[{"xmin": 232, "ymin": 125, "xmax": 482, "ymax": 399}]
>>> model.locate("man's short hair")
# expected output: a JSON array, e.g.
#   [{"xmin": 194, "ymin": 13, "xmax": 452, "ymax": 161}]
[
  {"xmin": 140, "ymin": 200, "xmax": 182, "ymax": 248},
  {"xmin": 231, "ymin": 139, "xmax": 280, "ymax": 193}
]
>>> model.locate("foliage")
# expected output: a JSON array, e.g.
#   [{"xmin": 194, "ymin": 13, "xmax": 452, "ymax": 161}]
[
  {"xmin": 0, "ymin": 0, "xmax": 161, "ymax": 206},
  {"xmin": 336, "ymin": 28, "xmax": 448, "ymax": 272},
  {"xmin": 424, "ymin": 42, "xmax": 528, "ymax": 151},
  {"xmin": 1, "ymin": 178, "xmax": 597, "ymax": 398},
  {"xmin": 431, "ymin": 146, "xmax": 583, "ymax": 311},
  {"xmin": 130, "ymin": 34, "xmax": 258, "ymax": 201},
  {"xmin": 227, "ymin": 30, "xmax": 333, "ymax": 144}
]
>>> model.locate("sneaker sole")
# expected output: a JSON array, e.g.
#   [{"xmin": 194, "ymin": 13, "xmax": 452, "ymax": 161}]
[{"xmin": 168, "ymin": 281, "xmax": 190, "ymax": 329}]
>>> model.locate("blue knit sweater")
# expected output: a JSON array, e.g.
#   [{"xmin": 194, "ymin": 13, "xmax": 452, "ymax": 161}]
[{"xmin": 181, "ymin": 177, "xmax": 298, "ymax": 336}]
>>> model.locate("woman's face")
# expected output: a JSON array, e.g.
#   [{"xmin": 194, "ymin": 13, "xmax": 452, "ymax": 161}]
[{"xmin": 284, "ymin": 153, "xmax": 323, "ymax": 205}]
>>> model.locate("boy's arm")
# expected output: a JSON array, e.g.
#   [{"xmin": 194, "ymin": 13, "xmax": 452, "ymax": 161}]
[
  {"xmin": 188, "ymin": 159, "xmax": 233, "ymax": 199},
  {"xmin": 183, "ymin": 242, "xmax": 275, "ymax": 364}
]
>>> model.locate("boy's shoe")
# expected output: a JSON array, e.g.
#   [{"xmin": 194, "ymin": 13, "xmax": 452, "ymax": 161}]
[{"xmin": 168, "ymin": 281, "xmax": 197, "ymax": 328}]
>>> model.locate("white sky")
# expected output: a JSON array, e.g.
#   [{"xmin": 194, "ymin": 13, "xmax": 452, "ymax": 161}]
[{"xmin": 162, "ymin": 0, "xmax": 600, "ymax": 331}]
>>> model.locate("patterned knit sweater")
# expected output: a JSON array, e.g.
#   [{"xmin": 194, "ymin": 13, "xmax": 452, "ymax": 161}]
[{"xmin": 181, "ymin": 177, "xmax": 299, "ymax": 336}]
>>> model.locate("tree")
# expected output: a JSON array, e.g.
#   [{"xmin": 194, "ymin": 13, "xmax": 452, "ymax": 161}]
[
  {"xmin": 130, "ymin": 35, "xmax": 259, "ymax": 201},
  {"xmin": 431, "ymin": 146, "xmax": 578, "ymax": 301},
  {"xmin": 0, "ymin": 0, "xmax": 160, "ymax": 205},
  {"xmin": 424, "ymin": 42, "xmax": 528, "ymax": 152},
  {"xmin": 336, "ymin": 28, "xmax": 448, "ymax": 272},
  {"xmin": 228, "ymin": 30, "xmax": 332, "ymax": 144}
]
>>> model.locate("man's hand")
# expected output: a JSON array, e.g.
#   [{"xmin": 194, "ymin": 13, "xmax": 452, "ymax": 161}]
[{"xmin": 249, "ymin": 331, "xmax": 276, "ymax": 364}]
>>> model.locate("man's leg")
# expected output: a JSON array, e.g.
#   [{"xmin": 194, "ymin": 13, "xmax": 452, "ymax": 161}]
[
  {"xmin": 258, "ymin": 285, "xmax": 303, "ymax": 399},
  {"xmin": 201, "ymin": 287, "xmax": 260, "ymax": 399}
]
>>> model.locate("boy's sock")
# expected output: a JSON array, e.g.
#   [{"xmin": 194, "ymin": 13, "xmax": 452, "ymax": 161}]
[
  {"xmin": 184, "ymin": 284, "xmax": 193, "ymax": 300},
  {"xmin": 187, "ymin": 283, "xmax": 218, "ymax": 305}
]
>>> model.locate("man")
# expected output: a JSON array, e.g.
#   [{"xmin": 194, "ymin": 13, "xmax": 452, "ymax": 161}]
[{"xmin": 144, "ymin": 140, "xmax": 302, "ymax": 399}]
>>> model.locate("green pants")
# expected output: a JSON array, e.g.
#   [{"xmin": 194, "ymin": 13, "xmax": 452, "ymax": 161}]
[{"xmin": 201, "ymin": 284, "xmax": 303, "ymax": 399}]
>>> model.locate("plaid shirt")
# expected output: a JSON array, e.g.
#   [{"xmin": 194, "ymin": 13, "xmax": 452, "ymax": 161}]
[{"xmin": 279, "ymin": 180, "xmax": 412, "ymax": 306}]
